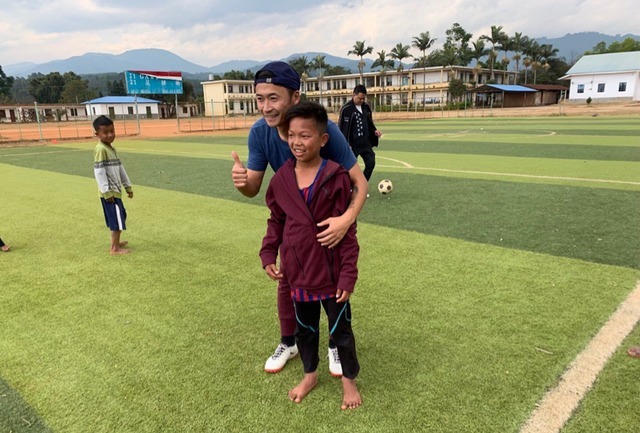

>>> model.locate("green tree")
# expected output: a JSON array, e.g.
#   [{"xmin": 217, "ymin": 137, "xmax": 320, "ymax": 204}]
[
  {"xmin": 470, "ymin": 39, "xmax": 489, "ymax": 85},
  {"xmin": 310, "ymin": 55, "xmax": 328, "ymax": 103},
  {"xmin": 28, "ymin": 72, "xmax": 66, "ymax": 103},
  {"xmin": 448, "ymin": 78, "xmax": 466, "ymax": 103},
  {"xmin": 443, "ymin": 23, "xmax": 473, "ymax": 65},
  {"xmin": 510, "ymin": 32, "xmax": 530, "ymax": 84},
  {"xmin": 412, "ymin": 31, "xmax": 437, "ymax": 106},
  {"xmin": 584, "ymin": 37, "xmax": 640, "ymax": 54},
  {"xmin": 59, "ymin": 74, "xmax": 96, "ymax": 103},
  {"xmin": 372, "ymin": 50, "xmax": 394, "ymax": 106},
  {"xmin": 348, "ymin": 40, "xmax": 374, "ymax": 83},
  {"xmin": 0, "ymin": 66, "xmax": 15, "ymax": 102},
  {"xmin": 288, "ymin": 55, "xmax": 312, "ymax": 76},
  {"xmin": 325, "ymin": 65, "xmax": 351, "ymax": 76},
  {"xmin": 107, "ymin": 79, "xmax": 127, "ymax": 96},
  {"xmin": 388, "ymin": 43, "xmax": 411, "ymax": 104},
  {"xmin": 480, "ymin": 25, "xmax": 506, "ymax": 80}
]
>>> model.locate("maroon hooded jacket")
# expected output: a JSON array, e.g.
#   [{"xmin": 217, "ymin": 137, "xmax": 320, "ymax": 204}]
[{"xmin": 260, "ymin": 158, "xmax": 359, "ymax": 293}]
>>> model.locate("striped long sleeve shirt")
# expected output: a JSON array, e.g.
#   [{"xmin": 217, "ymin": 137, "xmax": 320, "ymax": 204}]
[{"xmin": 93, "ymin": 142, "xmax": 132, "ymax": 199}]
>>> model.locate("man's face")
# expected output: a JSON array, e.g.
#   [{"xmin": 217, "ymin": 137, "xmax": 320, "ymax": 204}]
[
  {"xmin": 255, "ymin": 83, "xmax": 300, "ymax": 128},
  {"xmin": 95, "ymin": 124, "xmax": 116, "ymax": 145},
  {"xmin": 353, "ymin": 92, "xmax": 366, "ymax": 106}
]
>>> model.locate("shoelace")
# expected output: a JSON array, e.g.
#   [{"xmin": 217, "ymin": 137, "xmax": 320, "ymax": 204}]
[
  {"xmin": 330, "ymin": 349, "xmax": 340, "ymax": 363},
  {"xmin": 272, "ymin": 344, "xmax": 288, "ymax": 359}
]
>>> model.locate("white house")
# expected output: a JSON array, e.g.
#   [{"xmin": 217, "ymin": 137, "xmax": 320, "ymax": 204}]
[
  {"xmin": 561, "ymin": 51, "xmax": 640, "ymax": 102},
  {"xmin": 83, "ymin": 96, "xmax": 161, "ymax": 119}
]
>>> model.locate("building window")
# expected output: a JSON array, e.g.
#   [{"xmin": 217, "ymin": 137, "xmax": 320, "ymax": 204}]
[
  {"xmin": 70, "ymin": 108, "xmax": 78, "ymax": 116},
  {"xmin": 240, "ymin": 101, "xmax": 244, "ymax": 110},
  {"xmin": 619, "ymin": 82, "xmax": 627, "ymax": 92},
  {"xmin": 228, "ymin": 85, "xmax": 234, "ymax": 93},
  {"xmin": 597, "ymin": 83, "xmax": 605, "ymax": 93},
  {"xmin": 577, "ymin": 84, "xmax": 585, "ymax": 94},
  {"xmin": 182, "ymin": 106, "xmax": 188, "ymax": 113},
  {"xmin": 128, "ymin": 107, "xmax": 134, "ymax": 114}
]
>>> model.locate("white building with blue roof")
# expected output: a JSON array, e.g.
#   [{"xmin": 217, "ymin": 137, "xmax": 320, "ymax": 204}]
[
  {"xmin": 83, "ymin": 96, "xmax": 161, "ymax": 119},
  {"xmin": 561, "ymin": 51, "xmax": 640, "ymax": 102}
]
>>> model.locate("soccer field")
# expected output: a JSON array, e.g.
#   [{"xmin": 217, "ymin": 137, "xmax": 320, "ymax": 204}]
[{"xmin": 1, "ymin": 116, "xmax": 639, "ymax": 432}]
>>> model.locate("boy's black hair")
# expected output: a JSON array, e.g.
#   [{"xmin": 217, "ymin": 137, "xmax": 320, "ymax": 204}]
[
  {"xmin": 93, "ymin": 115, "xmax": 114, "ymax": 131},
  {"xmin": 284, "ymin": 101, "xmax": 328, "ymax": 135},
  {"xmin": 353, "ymin": 84, "xmax": 367, "ymax": 95}
]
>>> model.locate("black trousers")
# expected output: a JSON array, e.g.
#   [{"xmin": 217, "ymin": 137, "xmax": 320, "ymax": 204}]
[
  {"xmin": 294, "ymin": 297, "xmax": 360, "ymax": 379},
  {"xmin": 352, "ymin": 147, "xmax": 376, "ymax": 181}
]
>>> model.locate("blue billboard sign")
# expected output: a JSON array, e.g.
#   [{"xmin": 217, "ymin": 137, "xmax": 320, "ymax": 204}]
[{"xmin": 125, "ymin": 70, "xmax": 183, "ymax": 95}]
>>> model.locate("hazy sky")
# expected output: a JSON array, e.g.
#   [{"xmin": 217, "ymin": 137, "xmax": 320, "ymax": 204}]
[{"xmin": 1, "ymin": 0, "xmax": 636, "ymax": 66}]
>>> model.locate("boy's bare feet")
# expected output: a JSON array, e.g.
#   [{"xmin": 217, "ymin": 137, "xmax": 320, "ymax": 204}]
[
  {"xmin": 110, "ymin": 248, "xmax": 131, "ymax": 255},
  {"xmin": 341, "ymin": 377, "xmax": 362, "ymax": 410},
  {"xmin": 288, "ymin": 372, "xmax": 318, "ymax": 403},
  {"xmin": 1, "ymin": 245, "xmax": 10, "ymax": 252}
]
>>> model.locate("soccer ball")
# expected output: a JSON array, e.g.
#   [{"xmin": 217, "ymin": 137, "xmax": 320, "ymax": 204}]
[{"xmin": 378, "ymin": 179, "xmax": 393, "ymax": 195}]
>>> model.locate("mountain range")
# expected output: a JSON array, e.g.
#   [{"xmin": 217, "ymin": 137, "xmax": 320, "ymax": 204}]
[{"xmin": 4, "ymin": 32, "xmax": 639, "ymax": 78}]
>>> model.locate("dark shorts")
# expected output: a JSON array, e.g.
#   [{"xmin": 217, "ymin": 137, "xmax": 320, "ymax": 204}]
[{"xmin": 100, "ymin": 197, "xmax": 127, "ymax": 231}]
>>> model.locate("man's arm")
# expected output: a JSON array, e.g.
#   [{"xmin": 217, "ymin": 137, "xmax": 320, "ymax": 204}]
[
  {"xmin": 231, "ymin": 151, "xmax": 265, "ymax": 198},
  {"xmin": 316, "ymin": 163, "xmax": 368, "ymax": 248}
]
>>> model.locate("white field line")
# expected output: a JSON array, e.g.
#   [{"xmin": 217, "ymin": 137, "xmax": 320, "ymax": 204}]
[
  {"xmin": 376, "ymin": 156, "xmax": 640, "ymax": 186},
  {"xmin": 520, "ymin": 280, "xmax": 640, "ymax": 433}
]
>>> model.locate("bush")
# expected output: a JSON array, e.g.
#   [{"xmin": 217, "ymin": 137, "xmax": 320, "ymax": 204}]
[{"xmin": 586, "ymin": 97, "xmax": 592, "ymax": 105}]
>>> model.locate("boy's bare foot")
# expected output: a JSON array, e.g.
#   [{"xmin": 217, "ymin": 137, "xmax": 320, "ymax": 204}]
[
  {"xmin": 288, "ymin": 372, "xmax": 318, "ymax": 403},
  {"xmin": 1, "ymin": 245, "xmax": 10, "ymax": 252},
  {"xmin": 119, "ymin": 241, "xmax": 128, "ymax": 248},
  {"xmin": 110, "ymin": 248, "xmax": 131, "ymax": 255},
  {"xmin": 341, "ymin": 377, "xmax": 362, "ymax": 410}
]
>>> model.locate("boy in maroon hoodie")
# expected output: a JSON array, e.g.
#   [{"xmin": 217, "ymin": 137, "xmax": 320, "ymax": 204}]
[{"xmin": 260, "ymin": 102, "xmax": 361, "ymax": 410}]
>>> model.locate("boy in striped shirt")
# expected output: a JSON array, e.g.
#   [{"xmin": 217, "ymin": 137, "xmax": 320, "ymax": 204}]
[{"xmin": 93, "ymin": 115, "xmax": 133, "ymax": 255}]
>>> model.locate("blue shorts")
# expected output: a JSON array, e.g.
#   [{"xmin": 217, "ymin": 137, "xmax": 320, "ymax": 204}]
[{"xmin": 100, "ymin": 197, "xmax": 127, "ymax": 231}]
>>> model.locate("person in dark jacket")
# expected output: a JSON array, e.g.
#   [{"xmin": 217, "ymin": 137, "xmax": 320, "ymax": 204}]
[
  {"xmin": 260, "ymin": 102, "xmax": 362, "ymax": 410},
  {"xmin": 338, "ymin": 84, "xmax": 382, "ymax": 184}
]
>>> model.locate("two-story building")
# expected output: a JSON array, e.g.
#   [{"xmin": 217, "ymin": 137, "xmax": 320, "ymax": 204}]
[{"xmin": 200, "ymin": 65, "xmax": 516, "ymax": 115}]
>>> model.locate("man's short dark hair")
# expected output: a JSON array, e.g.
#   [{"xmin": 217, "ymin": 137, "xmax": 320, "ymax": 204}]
[
  {"xmin": 353, "ymin": 84, "xmax": 367, "ymax": 95},
  {"xmin": 93, "ymin": 115, "xmax": 113, "ymax": 131},
  {"xmin": 284, "ymin": 101, "xmax": 328, "ymax": 135}
]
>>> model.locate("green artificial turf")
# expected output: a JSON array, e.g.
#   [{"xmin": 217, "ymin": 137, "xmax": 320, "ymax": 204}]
[{"xmin": 1, "ymin": 115, "xmax": 639, "ymax": 432}]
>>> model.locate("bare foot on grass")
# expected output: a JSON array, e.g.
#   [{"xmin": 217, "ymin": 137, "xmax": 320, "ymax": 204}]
[
  {"xmin": 110, "ymin": 248, "xmax": 131, "ymax": 255},
  {"xmin": 1, "ymin": 245, "xmax": 10, "ymax": 252},
  {"xmin": 288, "ymin": 372, "xmax": 318, "ymax": 403},
  {"xmin": 341, "ymin": 377, "xmax": 362, "ymax": 410}
]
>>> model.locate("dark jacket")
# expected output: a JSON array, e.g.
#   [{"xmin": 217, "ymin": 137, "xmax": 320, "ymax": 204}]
[
  {"xmin": 260, "ymin": 159, "xmax": 359, "ymax": 293},
  {"xmin": 338, "ymin": 99, "xmax": 379, "ymax": 149}
]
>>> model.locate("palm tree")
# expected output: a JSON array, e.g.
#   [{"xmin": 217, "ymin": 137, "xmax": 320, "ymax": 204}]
[
  {"xmin": 372, "ymin": 50, "xmax": 394, "ymax": 107},
  {"xmin": 412, "ymin": 31, "xmax": 437, "ymax": 108},
  {"xmin": 288, "ymin": 55, "xmax": 312, "ymax": 95},
  {"xmin": 480, "ymin": 25, "xmax": 505, "ymax": 81},
  {"xmin": 498, "ymin": 33, "xmax": 513, "ymax": 84},
  {"xmin": 510, "ymin": 33, "xmax": 529, "ymax": 84},
  {"xmin": 348, "ymin": 40, "xmax": 373, "ymax": 84},
  {"xmin": 471, "ymin": 39, "xmax": 489, "ymax": 85},
  {"xmin": 388, "ymin": 43, "xmax": 411, "ymax": 106},
  {"xmin": 310, "ymin": 55, "xmax": 328, "ymax": 105},
  {"xmin": 523, "ymin": 41, "xmax": 543, "ymax": 84}
]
